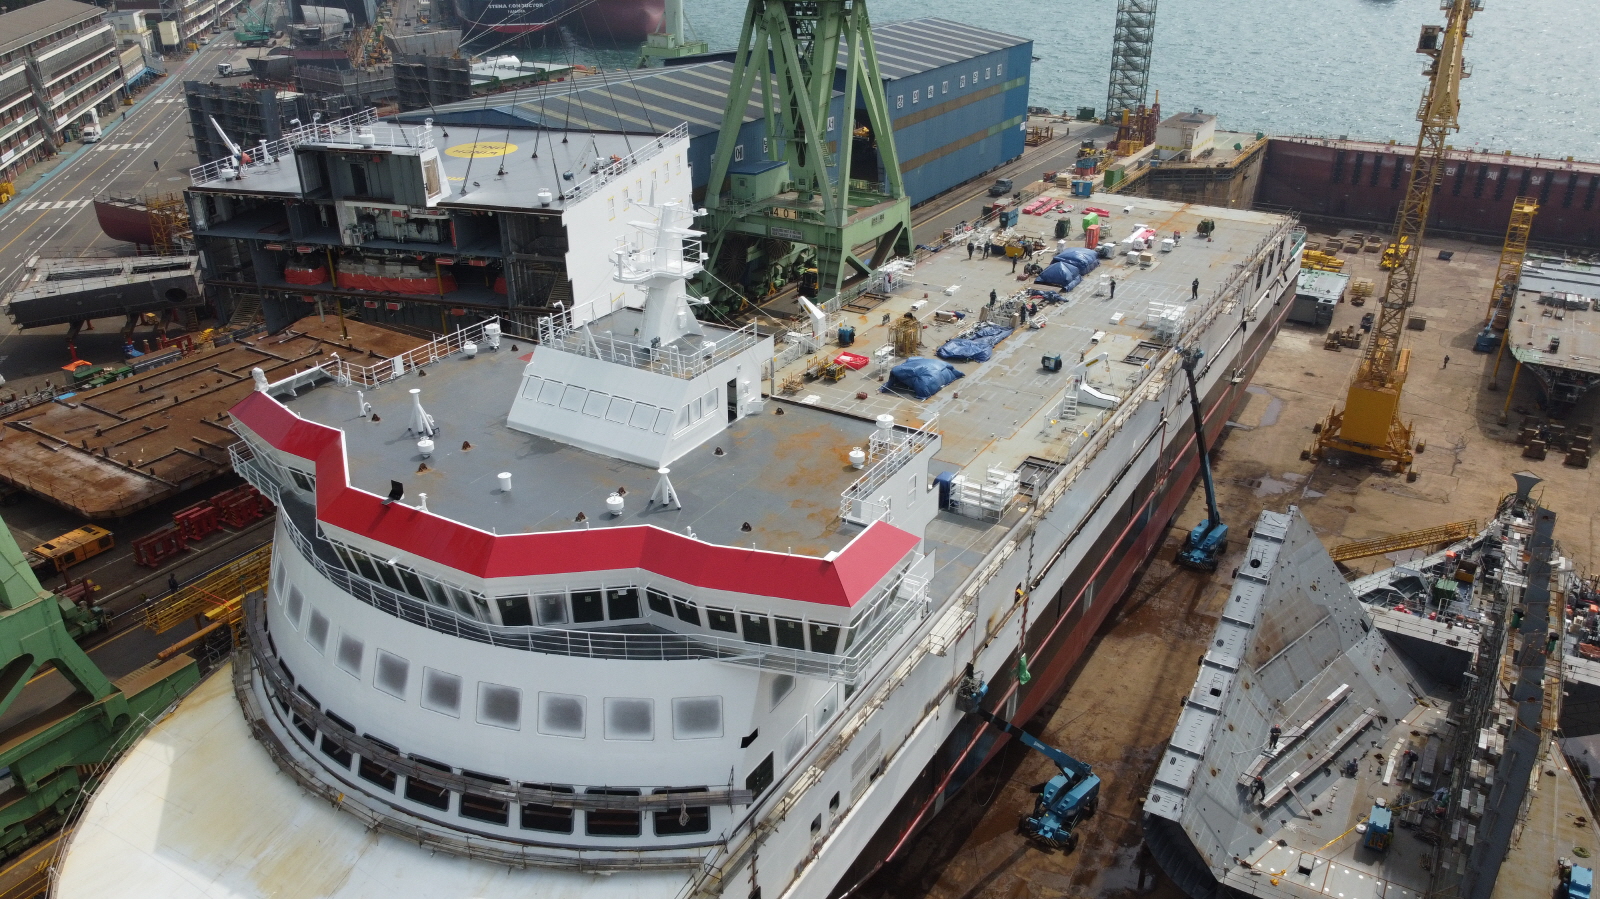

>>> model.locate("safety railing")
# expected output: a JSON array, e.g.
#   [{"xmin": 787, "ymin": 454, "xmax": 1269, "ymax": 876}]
[
  {"xmin": 188, "ymin": 109, "xmax": 381, "ymax": 186},
  {"xmin": 536, "ymin": 310, "xmax": 762, "ymax": 380},
  {"xmin": 840, "ymin": 419, "xmax": 939, "ymax": 526},
  {"xmin": 271, "ymin": 317, "xmax": 510, "ymax": 392},
  {"xmin": 563, "ymin": 123, "xmax": 688, "ymax": 204},
  {"xmin": 238, "ymin": 453, "xmax": 930, "ymax": 684}
]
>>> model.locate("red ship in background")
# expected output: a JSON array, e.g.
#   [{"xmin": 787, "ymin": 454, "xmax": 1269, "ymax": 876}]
[{"xmin": 454, "ymin": 0, "xmax": 663, "ymax": 41}]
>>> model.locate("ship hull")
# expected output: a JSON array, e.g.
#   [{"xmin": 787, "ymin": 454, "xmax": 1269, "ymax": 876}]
[
  {"xmin": 829, "ymin": 256, "xmax": 1300, "ymax": 896},
  {"xmin": 452, "ymin": 0, "xmax": 661, "ymax": 39}
]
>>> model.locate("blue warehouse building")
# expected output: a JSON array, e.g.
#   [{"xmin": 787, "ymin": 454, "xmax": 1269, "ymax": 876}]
[{"xmin": 400, "ymin": 18, "xmax": 1031, "ymax": 207}]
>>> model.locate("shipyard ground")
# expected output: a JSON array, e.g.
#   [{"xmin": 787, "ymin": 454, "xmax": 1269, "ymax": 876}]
[{"xmin": 874, "ymin": 230, "xmax": 1600, "ymax": 898}]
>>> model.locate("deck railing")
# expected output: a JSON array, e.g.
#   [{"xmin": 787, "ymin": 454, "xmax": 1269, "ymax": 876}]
[
  {"xmin": 232, "ymin": 438, "xmax": 928, "ymax": 684},
  {"xmin": 563, "ymin": 123, "xmax": 688, "ymax": 204},
  {"xmin": 536, "ymin": 308, "xmax": 762, "ymax": 380},
  {"xmin": 188, "ymin": 109, "xmax": 382, "ymax": 186}
]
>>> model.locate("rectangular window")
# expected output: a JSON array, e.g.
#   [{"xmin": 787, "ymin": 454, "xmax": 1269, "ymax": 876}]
[
  {"xmin": 320, "ymin": 734, "xmax": 353, "ymax": 768},
  {"xmin": 358, "ymin": 742, "xmax": 398, "ymax": 792},
  {"xmin": 535, "ymin": 593, "xmax": 568, "ymax": 625},
  {"xmin": 521, "ymin": 785, "xmax": 575, "ymax": 833},
  {"xmin": 774, "ymin": 617, "xmax": 806, "ymax": 650},
  {"xmin": 746, "ymin": 753, "xmax": 775, "ymax": 800},
  {"xmin": 290, "ymin": 469, "xmax": 314, "ymax": 492},
  {"xmin": 741, "ymin": 612, "xmax": 771, "ymax": 644},
  {"xmin": 653, "ymin": 787, "xmax": 712, "ymax": 835},
  {"xmin": 537, "ymin": 379, "xmax": 563, "ymax": 405},
  {"xmin": 808, "ymin": 622, "xmax": 840, "ymax": 654},
  {"xmin": 560, "ymin": 384, "xmax": 586, "ymax": 411},
  {"xmin": 586, "ymin": 789, "xmax": 642, "ymax": 836},
  {"xmin": 349, "ymin": 550, "xmax": 379, "ymax": 583},
  {"xmin": 571, "ymin": 589, "xmax": 604, "ymax": 623},
  {"xmin": 707, "ymin": 608, "xmax": 737, "ymax": 633},
  {"xmin": 646, "ymin": 588, "xmax": 674, "ymax": 617},
  {"xmin": 674, "ymin": 597, "xmax": 701, "ymax": 626},
  {"xmin": 582, "ymin": 391, "xmax": 610, "ymax": 418},
  {"xmin": 460, "ymin": 792, "xmax": 510, "ymax": 825},
  {"xmin": 373, "ymin": 560, "xmax": 405, "ymax": 593},
  {"xmin": 396, "ymin": 568, "xmax": 427, "ymax": 601},
  {"xmin": 404, "ymin": 757, "xmax": 452, "ymax": 810},
  {"xmin": 606, "ymin": 587, "xmax": 641, "ymax": 620}
]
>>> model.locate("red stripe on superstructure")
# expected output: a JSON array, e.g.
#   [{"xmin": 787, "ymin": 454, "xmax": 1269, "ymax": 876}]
[{"xmin": 231, "ymin": 391, "xmax": 918, "ymax": 607}]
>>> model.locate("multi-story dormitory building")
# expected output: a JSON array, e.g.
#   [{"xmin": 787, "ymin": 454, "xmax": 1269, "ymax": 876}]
[{"xmin": 0, "ymin": 0, "xmax": 126, "ymax": 183}]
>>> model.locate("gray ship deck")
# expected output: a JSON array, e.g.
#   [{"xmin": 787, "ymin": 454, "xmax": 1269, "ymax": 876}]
[
  {"xmin": 276, "ymin": 194, "xmax": 1291, "ymax": 600},
  {"xmin": 280, "ymin": 345, "xmax": 880, "ymax": 557}
]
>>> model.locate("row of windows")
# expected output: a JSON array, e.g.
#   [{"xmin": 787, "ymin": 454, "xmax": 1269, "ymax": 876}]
[
  {"xmin": 519, "ymin": 375, "xmax": 717, "ymax": 437},
  {"xmin": 278, "ymin": 578, "xmax": 726, "ymax": 739},
  {"xmin": 269, "ymin": 649, "xmax": 715, "ymax": 837},
  {"xmin": 896, "ymin": 62, "xmax": 1003, "ymax": 109},
  {"xmin": 0, "ymin": 17, "xmax": 103, "ymax": 69},
  {"xmin": 311, "ymin": 531, "xmax": 858, "ymax": 654}
]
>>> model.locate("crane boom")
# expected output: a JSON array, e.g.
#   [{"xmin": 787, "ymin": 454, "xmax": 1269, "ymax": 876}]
[{"xmin": 1310, "ymin": 0, "xmax": 1480, "ymax": 476}]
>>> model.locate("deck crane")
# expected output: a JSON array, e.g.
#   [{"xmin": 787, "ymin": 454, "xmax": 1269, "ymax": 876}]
[
  {"xmin": 1309, "ymin": 0, "xmax": 1481, "ymax": 479},
  {"xmin": 956, "ymin": 673, "xmax": 1100, "ymax": 852},
  {"xmin": 1176, "ymin": 346, "xmax": 1227, "ymax": 571}
]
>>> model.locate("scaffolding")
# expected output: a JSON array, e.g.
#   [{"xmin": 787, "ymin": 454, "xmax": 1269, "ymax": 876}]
[
  {"xmin": 147, "ymin": 193, "xmax": 191, "ymax": 257},
  {"xmin": 1327, "ymin": 519, "xmax": 1478, "ymax": 562},
  {"xmin": 1105, "ymin": 0, "xmax": 1158, "ymax": 124}
]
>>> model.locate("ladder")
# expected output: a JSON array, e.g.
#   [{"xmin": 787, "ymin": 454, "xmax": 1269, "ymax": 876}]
[
  {"xmin": 1328, "ymin": 519, "xmax": 1478, "ymax": 563},
  {"xmin": 227, "ymin": 291, "xmax": 262, "ymax": 328}
]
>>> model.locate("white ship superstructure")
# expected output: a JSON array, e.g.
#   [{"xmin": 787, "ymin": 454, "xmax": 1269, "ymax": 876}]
[{"xmin": 55, "ymin": 185, "xmax": 1305, "ymax": 898}]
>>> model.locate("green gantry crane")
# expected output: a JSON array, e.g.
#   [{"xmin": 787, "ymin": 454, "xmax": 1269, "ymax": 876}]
[
  {"xmin": 0, "ymin": 517, "xmax": 199, "ymax": 861},
  {"xmin": 703, "ymin": 0, "xmax": 913, "ymax": 310},
  {"xmin": 234, "ymin": 0, "xmax": 276, "ymax": 47}
]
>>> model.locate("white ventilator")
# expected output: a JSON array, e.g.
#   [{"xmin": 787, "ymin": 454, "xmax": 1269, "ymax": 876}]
[{"xmin": 408, "ymin": 388, "xmax": 436, "ymax": 437}]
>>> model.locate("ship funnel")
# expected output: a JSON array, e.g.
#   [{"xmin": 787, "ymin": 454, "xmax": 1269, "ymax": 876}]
[
  {"xmin": 1512, "ymin": 470, "xmax": 1542, "ymax": 502},
  {"xmin": 408, "ymin": 388, "xmax": 436, "ymax": 437}
]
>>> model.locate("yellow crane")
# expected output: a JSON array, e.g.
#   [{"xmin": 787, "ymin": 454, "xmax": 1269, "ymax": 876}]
[{"xmin": 1309, "ymin": 0, "xmax": 1480, "ymax": 479}]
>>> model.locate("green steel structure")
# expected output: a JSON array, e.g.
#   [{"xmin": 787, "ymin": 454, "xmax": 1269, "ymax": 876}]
[
  {"xmin": 0, "ymin": 518, "xmax": 199, "ymax": 861},
  {"xmin": 704, "ymin": 0, "xmax": 913, "ymax": 308}
]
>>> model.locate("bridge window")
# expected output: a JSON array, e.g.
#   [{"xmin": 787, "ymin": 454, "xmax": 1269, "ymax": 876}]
[
  {"xmin": 586, "ymin": 789, "xmax": 642, "ymax": 836},
  {"xmin": 521, "ymin": 785, "xmax": 574, "ymax": 833},
  {"xmin": 653, "ymin": 787, "xmax": 711, "ymax": 835}
]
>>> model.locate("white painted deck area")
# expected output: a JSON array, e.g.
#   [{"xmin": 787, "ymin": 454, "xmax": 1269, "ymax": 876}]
[{"xmin": 54, "ymin": 664, "xmax": 692, "ymax": 899}]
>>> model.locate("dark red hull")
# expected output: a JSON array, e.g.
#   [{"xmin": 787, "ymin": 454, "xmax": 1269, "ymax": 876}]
[
  {"xmin": 454, "ymin": 0, "xmax": 661, "ymax": 40},
  {"xmin": 1257, "ymin": 136, "xmax": 1600, "ymax": 248}
]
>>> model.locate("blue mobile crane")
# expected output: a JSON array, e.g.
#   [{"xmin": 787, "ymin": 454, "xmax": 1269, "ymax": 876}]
[
  {"xmin": 1176, "ymin": 346, "xmax": 1228, "ymax": 571},
  {"xmin": 956, "ymin": 673, "xmax": 1100, "ymax": 852}
]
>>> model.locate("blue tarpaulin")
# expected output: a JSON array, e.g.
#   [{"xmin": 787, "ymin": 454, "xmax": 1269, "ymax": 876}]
[
  {"xmin": 883, "ymin": 357, "xmax": 966, "ymax": 399},
  {"xmin": 935, "ymin": 323, "xmax": 1015, "ymax": 363},
  {"xmin": 1035, "ymin": 262, "xmax": 1081, "ymax": 290},
  {"xmin": 1026, "ymin": 289, "xmax": 1065, "ymax": 304},
  {"xmin": 1053, "ymin": 247, "xmax": 1101, "ymax": 275}
]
